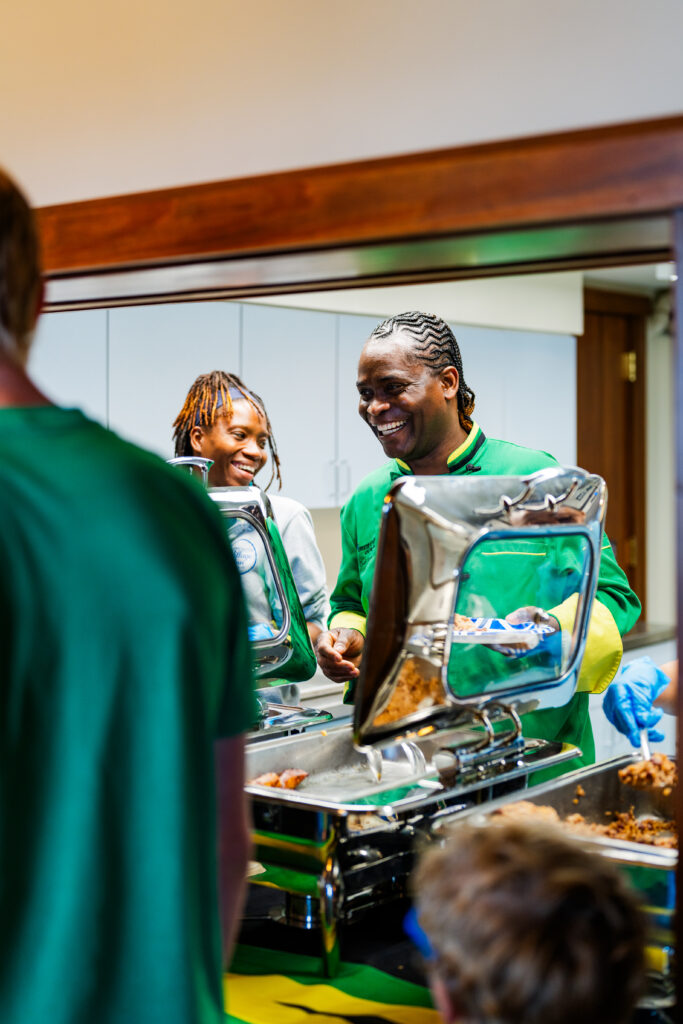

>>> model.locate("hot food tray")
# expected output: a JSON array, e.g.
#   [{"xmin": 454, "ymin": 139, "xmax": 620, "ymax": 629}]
[
  {"xmin": 433, "ymin": 753, "xmax": 677, "ymax": 866},
  {"xmin": 245, "ymin": 722, "xmax": 574, "ymax": 815}
]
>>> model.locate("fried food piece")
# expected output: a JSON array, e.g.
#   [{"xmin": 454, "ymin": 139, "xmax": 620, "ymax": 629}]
[
  {"xmin": 250, "ymin": 772, "xmax": 281, "ymax": 787},
  {"xmin": 248, "ymin": 769, "xmax": 308, "ymax": 790},
  {"xmin": 453, "ymin": 613, "xmax": 486, "ymax": 632},
  {"xmin": 618, "ymin": 752, "xmax": 677, "ymax": 791},
  {"xmin": 278, "ymin": 768, "xmax": 308, "ymax": 789},
  {"xmin": 491, "ymin": 801, "xmax": 560, "ymax": 823}
]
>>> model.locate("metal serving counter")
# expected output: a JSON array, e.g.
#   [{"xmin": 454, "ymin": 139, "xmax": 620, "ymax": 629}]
[{"xmin": 245, "ymin": 467, "xmax": 610, "ymax": 973}]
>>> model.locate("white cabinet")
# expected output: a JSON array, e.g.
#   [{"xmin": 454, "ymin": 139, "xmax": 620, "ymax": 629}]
[
  {"xmin": 454, "ymin": 322, "xmax": 576, "ymax": 465},
  {"xmin": 336, "ymin": 313, "xmax": 386, "ymax": 502},
  {"xmin": 241, "ymin": 304, "xmax": 337, "ymax": 509},
  {"xmin": 28, "ymin": 302, "xmax": 578, "ymax": 508},
  {"xmin": 108, "ymin": 301, "xmax": 240, "ymax": 458},
  {"xmin": 30, "ymin": 309, "xmax": 108, "ymax": 425}
]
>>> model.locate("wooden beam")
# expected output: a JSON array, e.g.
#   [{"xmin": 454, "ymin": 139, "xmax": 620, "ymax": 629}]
[
  {"xmin": 37, "ymin": 115, "xmax": 683, "ymax": 276},
  {"xmin": 583, "ymin": 287, "xmax": 653, "ymax": 316}
]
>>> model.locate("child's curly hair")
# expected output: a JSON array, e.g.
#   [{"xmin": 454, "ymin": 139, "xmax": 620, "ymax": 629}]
[{"xmin": 413, "ymin": 819, "xmax": 645, "ymax": 1024}]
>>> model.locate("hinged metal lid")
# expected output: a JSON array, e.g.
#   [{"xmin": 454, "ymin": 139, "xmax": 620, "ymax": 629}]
[
  {"xmin": 208, "ymin": 486, "xmax": 317, "ymax": 681},
  {"xmin": 353, "ymin": 467, "xmax": 606, "ymax": 747}
]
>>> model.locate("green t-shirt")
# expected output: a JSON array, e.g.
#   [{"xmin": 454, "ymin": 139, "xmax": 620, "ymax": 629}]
[{"xmin": 0, "ymin": 407, "xmax": 256, "ymax": 1024}]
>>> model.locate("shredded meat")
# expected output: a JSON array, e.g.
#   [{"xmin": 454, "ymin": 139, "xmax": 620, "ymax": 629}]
[
  {"xmin": 373, "ymin": 659, "xmax": 446, "ymax": 726},
  {"xmin": 618, "ymin": 752, "xmax": 677, "ymax": 793},
  {"xmin": 491, "ymin": 799, "xmax": 677, "ymax": 848},
  {"xmin": 564, "ymin": 808, "xmax": 677, "ymax": 848}
]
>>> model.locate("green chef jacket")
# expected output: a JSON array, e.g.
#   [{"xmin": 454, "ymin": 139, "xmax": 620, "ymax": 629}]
[{"xmin": 329, "ymin": 423, "xmax": 641, "ymax": 771}]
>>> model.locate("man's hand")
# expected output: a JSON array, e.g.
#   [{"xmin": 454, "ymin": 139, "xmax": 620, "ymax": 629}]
[
  {"xmin": 484, "ymin": 606, "xmax": 559, "ymax": 658},
  {"xmin": 505, "ymin": 606, "xmax": 559, "ymax": 631},
  {"xmin": 316, "ymin": 627, "xmax": 364, "ymax": 682}
]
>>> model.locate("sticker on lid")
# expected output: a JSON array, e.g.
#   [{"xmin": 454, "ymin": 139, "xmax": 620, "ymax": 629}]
[{"xmin": 232, "ymin": 537, "xmax": 258, "ymax": 574}]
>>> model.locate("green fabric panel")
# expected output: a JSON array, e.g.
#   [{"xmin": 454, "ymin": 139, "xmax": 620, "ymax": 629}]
[
  {"xmin": 261, "ymin": 517, "xmax": 317, "ymax": 681},
  {"xmin": 230, "ymin": 945, "xmax": 434, "ymax": 1006}
]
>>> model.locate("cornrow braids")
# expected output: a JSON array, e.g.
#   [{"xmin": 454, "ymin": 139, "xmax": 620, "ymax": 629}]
[
  {"xmin": 172, "ymin": 370, "xmax": 283, "ymax": 490},
  {"xmin": 369, "ymin": 311, "xmax": 475, "ymax": 432}
]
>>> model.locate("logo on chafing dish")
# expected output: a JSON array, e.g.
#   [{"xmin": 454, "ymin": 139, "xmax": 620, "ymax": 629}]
[{"xmin": 232, "ymin": 537, "xmax": 258, "ymax": 574}]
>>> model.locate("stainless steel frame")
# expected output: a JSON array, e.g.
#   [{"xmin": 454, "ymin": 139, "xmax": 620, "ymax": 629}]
[{"xmin": 245, "ymin": 724, "xmax": 579, "ymax": 975}]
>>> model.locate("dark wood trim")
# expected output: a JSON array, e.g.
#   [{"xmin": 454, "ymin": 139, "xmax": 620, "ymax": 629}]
[
  {"xmin": 37, "ymin": 115, "xmax": 683, "ymax": 277},
  {"xmin": 583, "ymin": 287, "xmax": 653, "ymax": 316}
]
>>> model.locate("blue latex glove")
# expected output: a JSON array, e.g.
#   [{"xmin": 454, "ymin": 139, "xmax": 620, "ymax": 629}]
[
  {"xmin": 247, "ymin": 622, "xmax": 275, "ymax": 641},
  {"xmin": 403, "ymin": 906, "xmax": 434, "ymax": 961},
  {"xmin": 602, "ymin": 656, "xmax": 669, "ymax": 748}
]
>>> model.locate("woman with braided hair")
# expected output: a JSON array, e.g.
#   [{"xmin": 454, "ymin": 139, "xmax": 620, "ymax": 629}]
[
  {"xmin": 316, "ymin": 311, "xmax": 640, "ymax": 772},
  {"xmin": 173, "ymin": 370, "xmax": 329, "ymax": 642}
]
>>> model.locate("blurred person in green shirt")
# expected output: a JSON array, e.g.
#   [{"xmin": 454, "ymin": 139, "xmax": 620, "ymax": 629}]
[{"xmin": 0, "ymin": 168, "xmax": 256, "ymax": 1024}]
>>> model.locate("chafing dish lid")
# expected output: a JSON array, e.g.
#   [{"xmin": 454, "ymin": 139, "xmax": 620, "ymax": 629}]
[{"xmin": 353, "ymin": 467, "xmax": 606, "ymax": 746}]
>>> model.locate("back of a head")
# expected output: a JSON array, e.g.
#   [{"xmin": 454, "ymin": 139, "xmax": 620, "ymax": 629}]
[
  {"xmin": 413, "ymin": 820, "xmax": 645, "ymax": 1024},
  {"xmin": 0, "ymin": 168, "xmax": 41, "ymax": 364}
]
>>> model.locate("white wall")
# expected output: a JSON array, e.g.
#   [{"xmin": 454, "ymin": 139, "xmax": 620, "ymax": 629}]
[
  {"xmin": 246, "ymin": 272, "xmax": 584, "ymax": 337},
  {"xmin": 645, "ymin": 294, "xmax": 676, "ymax": 625},
  {"xmin": 3, "ymin": 0, "xmax": 683, "ymax": 207}
]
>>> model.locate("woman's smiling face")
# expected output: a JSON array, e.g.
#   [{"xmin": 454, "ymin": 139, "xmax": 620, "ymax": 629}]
[
  {"xmin": 356, "ymin": 335, "xmax": 461, "ymax": 467},
  {"xmin": 190, "ymin": 399, "xmax": 269, "ymax": 486}
]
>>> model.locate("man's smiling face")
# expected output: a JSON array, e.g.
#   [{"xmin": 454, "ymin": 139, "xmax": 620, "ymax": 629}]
[{"xmin": 356, "ymin": 334, "xmax": 459, "ymax": 465}]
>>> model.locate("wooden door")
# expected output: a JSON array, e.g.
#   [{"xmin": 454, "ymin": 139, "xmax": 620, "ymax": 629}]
[{"xmin": 576, "ymin": 288, "xmax": 649, "ymax": 616}]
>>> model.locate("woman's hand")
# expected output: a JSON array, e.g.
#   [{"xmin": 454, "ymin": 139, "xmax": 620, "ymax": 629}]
[{"xmin": 316, "ymin": 628, "xmax": 365, "ymax": 682}]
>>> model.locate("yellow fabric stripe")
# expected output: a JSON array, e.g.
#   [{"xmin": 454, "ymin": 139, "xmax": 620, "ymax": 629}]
[
  {"xmin": 478, "ymin": 550, "xmax": 546, "ymax": 557},
  {"xmin": 329, "ymin": 611, "xmax": 367, "ymax": 637},
  {"xmin": 225, "ymin": 973, "xmax": 440, "ymax": 1024},
  {"xmin": 397, "ymin": 422, "xmax": 480, "ymax": 473},
  {"xmin": 446, "ymin": 421, "xmax": 480, "ymax": 466},
  {"xmin": 550, "ymin": 595, "xmax": 622, "ymax": 694}
]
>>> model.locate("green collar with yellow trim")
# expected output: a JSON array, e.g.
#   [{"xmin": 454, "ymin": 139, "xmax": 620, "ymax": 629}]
[{"xmin": 395, "ymin": 422, "xmax": 486, "ymax": 476}]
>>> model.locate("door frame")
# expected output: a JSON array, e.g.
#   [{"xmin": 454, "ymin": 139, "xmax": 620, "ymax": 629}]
[{"xmin": 35, "ymin": 114, "xmax": 683, "ymax": 1005}]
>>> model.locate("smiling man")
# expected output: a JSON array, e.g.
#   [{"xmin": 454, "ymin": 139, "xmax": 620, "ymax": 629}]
[{"xmin": 315, "ymin": 311, "xmax": 640, "ymax": 770}]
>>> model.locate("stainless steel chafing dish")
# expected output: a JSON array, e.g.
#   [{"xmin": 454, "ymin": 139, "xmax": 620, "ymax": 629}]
[
  {"xmin": 168, "ymin": 457, "xmax": 330, "ymax": 738},
  {"xmin": 245, "ymin": 467, "xmax": 608, "ymax": 974},
  {"xmin": 434, "ymin": 754, "xmax": 676, "ymax": 1009}
]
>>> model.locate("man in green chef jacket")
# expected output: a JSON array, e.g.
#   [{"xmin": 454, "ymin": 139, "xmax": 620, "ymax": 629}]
[{"xmin": 316, "ymin": 311, "xmax": 640, "ymax": 772}]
